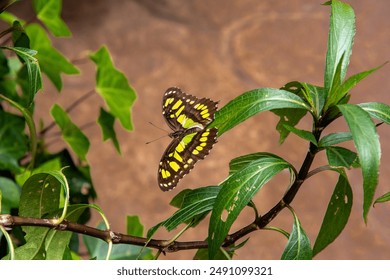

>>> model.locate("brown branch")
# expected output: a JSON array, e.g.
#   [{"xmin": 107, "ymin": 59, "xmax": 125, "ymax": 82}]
[{"xmin": 1, "ymin": 130, "xmax": 322, "ymax": 254}]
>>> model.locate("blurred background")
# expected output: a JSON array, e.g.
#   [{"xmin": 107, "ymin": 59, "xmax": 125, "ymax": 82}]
[{"xmin": 9, "ymin": 0, "xmax": 390, "ymax": 259}]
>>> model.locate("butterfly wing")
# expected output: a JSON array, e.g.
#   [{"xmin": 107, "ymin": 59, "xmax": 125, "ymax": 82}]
[
  {"xmin": 158, "ymin": 127, "xmax": 218, "ymax": 191},
  {"xmin": 162, "ymin": 87, "xmax": 218, "ymax": 131}
]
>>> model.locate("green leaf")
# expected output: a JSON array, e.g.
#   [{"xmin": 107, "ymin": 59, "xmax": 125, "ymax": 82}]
[
  {"xmin": 97, "ymin": 107, "xmax": 121, "ymax": 154},
  {"xmin": 281, "ymin": 209, "xmax": 312, "ymax": 260},
  {"xmin": 25, "ymin": 24, "xmax": 79, "ymax": 91},
  {"xmin": 324, "ymin": 0, "xmax": 355, "ymax": 99},
  {"xmin": 0, "ymin": 177, "xmax": 20, "ymax": 213},
  {"xmin": 154, "ymin": 186, "xmax": 220, "ymax": 234},
  {"xmin": 33, "ymin": 0, "xmax": 71, "ymax": 37},
  {"xmin": 274, "ymin": 108, "xmax": 307, "ymax": 144},
  {"xmin": 84, "ymin": 222, "xmax": 153, "ymax": 260},
  {"xmin": 208, "ymin": 153, "xmax": 293, "ymax": 259},
  {"xmin": 374, "ymin": 192, "xmax": 390, "ymax": 205},
  {"xmin": 282, "ymin": 124, "xmax": 317, "ymax": 145},
  {"xmin": 0, "ymin": 110, "xmax": 28, "ymax": 172},
  {"xmin": 1, "ymin": 46, "xmax": 42, "ymax": 103},
  {"xmin": 127, "ymin": 216, "xmax": 144, "ymax": 237},
  {"xmin": 326, "ymin": 146, "xmax": 357, "ymax": 168},
  {"xmin": 51, "ymin": 104, "xmax": 90, "ymax": 161},
  {"xmin": 12, "ymin": 21, "xmax": 30, "ymax": 48},
  {"xmin": 210, "ymin": 88, "xmax": 310, "ymax": 136},
  {"xmin": 327, "ymin": 64, "xmax": 385, "ymax": 108},
  {"xmin": 318, "ymin": 131, "xmax": 352, "ymax": 147},
  {"xmin": 90, "ymin": 46, "xmax": 137, "ymax": 131},
  {"xmin": 338, "ymin": 104, "xmax": 381, "ymax": 222},
  {"xmin": 358, "ymin": 102, "xmax": 390, "ymax": 125},
  {"xmin": 313, "ymin": 172, "xmax": 352, "ymax": 256}
]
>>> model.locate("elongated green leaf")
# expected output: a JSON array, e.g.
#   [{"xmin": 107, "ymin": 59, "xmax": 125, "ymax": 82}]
[
  {"xmin": 324, "ymin": 0, "xmax": 355, "ymax": 98},
  {"xmin": 282, "ymin": 125, "xmax": 317, "ymax": 145},
  {"xmin": 209, "ymin": 153, "xmax": 293, "ymax": 259},
  {"xmin": 33, "ymin": 0, "xmax": 71, "ymax": 37},
  {"xmin": 25, "ymin": 24, "xmax": 79, "ymax": 91},
  {"xmin": 328, "ymin": 64, "xmax": 385, "ymax": 108},
  {"xmin": 374, "ymin": 192, "xmax": 390, "ymax": 205},
  {"xmin": 51, "ymin": 104, "xmax": 90, "ymax": 161},
  {"xmin": 98, "ymin": 107, "xmax": 121, "ymax": 154},
  {"xmin": 338, "ymin": 104, "xmax": 380, "ymax": 222},
  {"xmin": 210, "ymin": 88, "xmax": 309, "ymax": 136},
  {"xmin": 313, "ymin": 172, "xmax": 352, "ymax": 256},
  {"xmin": 151, "ymin": 186, "xmax": 220, "ymax": 234},
  {"xmin": 90, "ymin": 46, "xmax": 137, "ymax": 131},
  {"xmin": 326, "ymin": 146, "xmax": 357, "ymax": 168},
  {"xmin": 319, "ymin": 131, "xmax": 352, "ymax": 147},
  {"xmin": 358, "ymin": 102, "xmax": 390, "ymax": 124},
  {"xmin": 0, "ymin": 110, "xmax": 28, "ymax": 172},
  {"xmin": 281, "ymin": 209, "xmax": 312, "ymax": 260}
]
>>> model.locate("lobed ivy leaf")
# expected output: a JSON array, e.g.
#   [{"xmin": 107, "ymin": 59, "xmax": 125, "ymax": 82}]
[
  {"xmin": 208, "ymin": 153, "xmax": 293, "ymax": 259},
  {"xmin": 97, "ymin": 107, "xmax": 121, "ymax": 154},
  {"xmin": 210, "ymin": 88, "xmax": 310, "ymax": 136},
  {"xmin": 33, "ymin": 0, "xmax": 71, "ymax": 37},
  {"xmin": 51, "ymin": 104, "xmax": 90, "ymax": 161},
  {"xmin": 338, "ymin": 104, "xmax": 380, "ymax": 222},
  {"xmin": 281, "ymin": 209, "xmax": 312, "ymax": 260},
  {"xmin": 313, "ymin": 172, "xmax": 352, "ymax": 256},
  {"xmin": 90, "ymin": 46, "xmax": 137, "ymax": 131},
  {"xmin": 25, "ymin": 23, "xmax": 79, "ymax": 91}
]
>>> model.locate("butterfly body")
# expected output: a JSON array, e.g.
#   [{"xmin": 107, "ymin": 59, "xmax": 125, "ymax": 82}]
[{"xmin": 158, "ymin": 87, "xmax": 218, "ymax": 191}]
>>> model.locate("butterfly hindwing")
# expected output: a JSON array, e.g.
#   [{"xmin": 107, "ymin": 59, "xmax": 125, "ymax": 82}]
[{"xmin": 158, "ymin": 87, "xmax": 218, "ymax": 191}]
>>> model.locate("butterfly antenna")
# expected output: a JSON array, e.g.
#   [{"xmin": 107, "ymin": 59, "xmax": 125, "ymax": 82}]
[{"xmin": 146, "ymin": 122, "xmax": 170, "ymax": 144}]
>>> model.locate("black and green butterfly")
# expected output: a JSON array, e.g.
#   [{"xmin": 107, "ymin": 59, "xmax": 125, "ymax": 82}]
[{"xmin": 158, "ymin": 87, "xmax": 218, "ymax": 191}]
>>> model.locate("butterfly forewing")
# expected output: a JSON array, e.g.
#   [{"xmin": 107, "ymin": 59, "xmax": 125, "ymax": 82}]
[{"xmin": 158, "ymin": 87, "xmax": 219, "ymax": 191}]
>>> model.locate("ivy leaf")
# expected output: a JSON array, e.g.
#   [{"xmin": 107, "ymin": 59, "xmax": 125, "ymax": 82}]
[
  {"xmin": 97, "ymin": 107, "xmax": 121, "ymax": 154},
  {"xmin": 313, "ymin": 172, "xmax": 352, "ymax": 256},
  {"xmin": 338, "ymin": 104, "xmax": 380, "ymax": 222},
  {"xmin": 90, "ymin": 46, "xmax": 137, "ymax": 131},
  {"xmin": 0, "ymin": 110, "xmax": 28, "ymax": 172},
  {"xmin": 51, "ymin": 104, "xmax": 90, "ymax": 161},
  {"xmin": 281, "ymin": 209, "xmax": 312, "ymax": 260},
  {"xmin": 33, "ymin": 0, "xmax": 71, "ymax": 37},
  {"xmin": 210, "ymin": 88, "xmax": 309, "ymax": 136},
  {"xmin": 25, "ymin": 23, "xmax": 79, "ymax": 91},
  {"xmin": 208, "ymin": 153, "xmax": 293, "ymax": 259}
]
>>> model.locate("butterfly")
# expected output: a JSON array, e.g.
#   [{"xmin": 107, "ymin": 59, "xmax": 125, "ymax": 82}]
[{"xmin": 158, "ymin": 87, "xmax": 218, "ymax": 191}]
